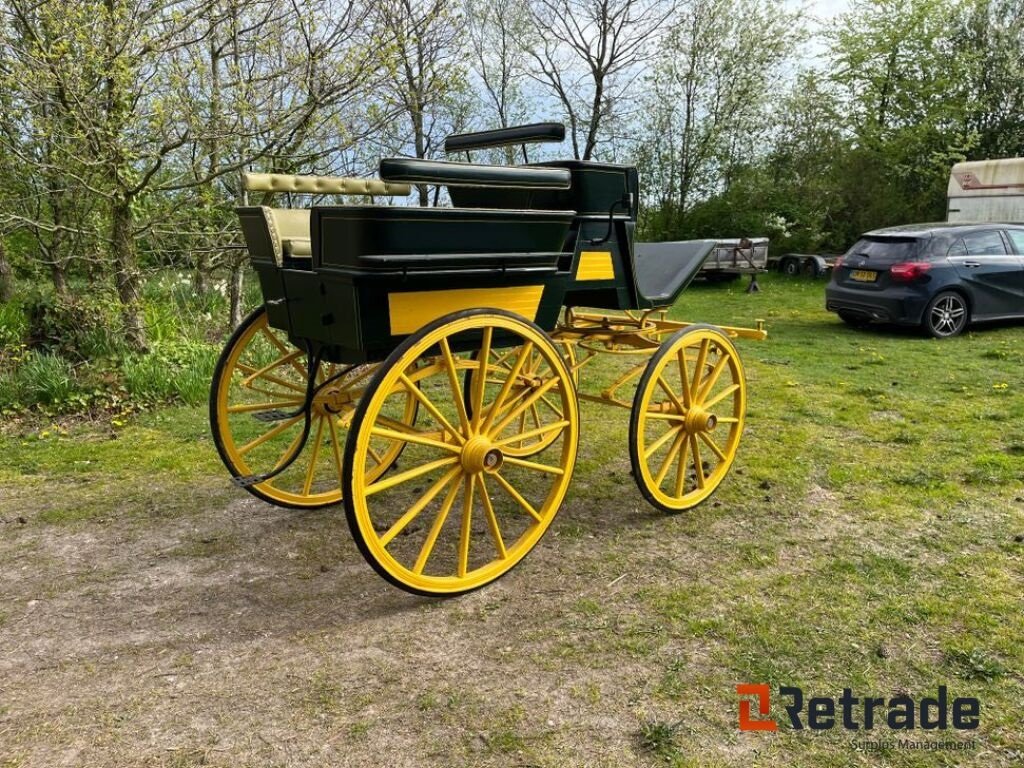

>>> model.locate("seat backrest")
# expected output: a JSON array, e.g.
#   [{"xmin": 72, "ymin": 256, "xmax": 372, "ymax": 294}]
[
  {"xmin": 262, "ymin": 207, "xmax": 311, "ymax": 262},
  {"xmin": 238, "ymin": 172, "xmax": 412, "ymax": 265}
]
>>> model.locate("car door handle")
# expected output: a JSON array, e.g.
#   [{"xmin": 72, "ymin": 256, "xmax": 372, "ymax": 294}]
[{"xmin": 962, "ymin": 261, "xmax": 982, "ymax": 268}]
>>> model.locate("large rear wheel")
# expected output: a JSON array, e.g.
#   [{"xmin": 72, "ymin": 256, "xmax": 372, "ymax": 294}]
[
  {"xmin": 210, "ymin": 306, "xmax": 415, "ymax": 508},
  {"xmin": 343, "ymin": 309, "xmax": 579, "ymax": 596}
]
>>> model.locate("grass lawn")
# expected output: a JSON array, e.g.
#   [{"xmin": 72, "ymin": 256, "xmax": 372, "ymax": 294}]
[{"xmin": 0, "ymin": 272, "xmax": 1021, "ymax": 767}]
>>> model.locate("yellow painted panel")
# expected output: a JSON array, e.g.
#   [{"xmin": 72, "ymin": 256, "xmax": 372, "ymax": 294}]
[
  {"xmin": 576, "ymin": 251, "xmax": 615, "ymax": 281},
  {"xmin": 388, "ymin": 286, "xmax": 545, "ymax": 335}
]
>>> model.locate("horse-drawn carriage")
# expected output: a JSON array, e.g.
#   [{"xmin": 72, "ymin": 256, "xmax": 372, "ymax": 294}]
[{"xmin": 210, "ymin": 122, "xmax": 766, "ymax": 595}]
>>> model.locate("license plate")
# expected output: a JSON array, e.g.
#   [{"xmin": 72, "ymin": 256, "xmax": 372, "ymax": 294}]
[{"xmin": 850, "ymin": 270, "xmax": 877, "ymax": 282}]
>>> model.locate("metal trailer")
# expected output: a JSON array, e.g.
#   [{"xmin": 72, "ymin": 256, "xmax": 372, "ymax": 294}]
[{"xmin": 769, "ymin": 252, "xmax": 842, "ymax": 278}]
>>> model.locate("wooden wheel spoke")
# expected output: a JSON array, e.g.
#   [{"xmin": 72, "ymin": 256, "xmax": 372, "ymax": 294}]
[
  {"xmin": 502, "ymin": 456, "xmax": 565, "ymax": 476},
  {"xmin": 327, "ymin": 414, "xmax": 345, "ymax": 484},
  {"xmin": 413, "ymin": 478, "xmax": 462, "ymax": 575},
  {"xmin": 696, "ymin": 354, "xmax": 729, "ymax": 404},
  {"xmin": 238, "ymin": 413, "xmax": 304, "ymax": 455},
  {"xmin": 227, "ymin": 399, "xmax": 302, "ymax": 414},
  {"xmin": 236, "ymin": 363, "xmax": 307, "ymax": 395},
  {"xmin": 656, "ymin": 375, "xmax": 686, "ymax": 414},
  {"xmin": 690, "ymin": 339, "xmax": 711, "ymax": 400},
  {"xmin": 271, "ymin": 424, "xmax": 306, "ymax": 472},
  {"xmin": 440, "ymin": 337, "xmax": 471, "ymax": 433},
  {"xmin": 699, "ymin": 431, "xmax": 727, "ymax": 462},
  {"xmin": 655, "ymin": 430, "xmax": 686, "ymax": 487},
  {"xmin": 369, "ymin": 425, "xmax": 460, "ymax": 453},
  {"xmin": 703, "ymin": 383, "xmax": 740, "ymax": 409},
  {"xmin": 674, "ymin": 434, "xmax": 690, "ymax": 498},
  {"xmin": 494, "ymin": 419, "xmax": 569, "ymax": 447},
  {"xmin": 677, "ymin": 348, "xmax": 693, "ymax": 408},
  {"xmin": 260, "ymin": 327, "xmax": 308, "ymax": 377},
  {"xmin": 400, "ymin": 372, "xmax": 464, "ymax": 445},
  {"xmin": 458, "ymin": 476, "xmax": 474, "ymax": 577},
  {"xmin": 472, "ymin": 327, "xmax": 493, "ymax": 428},
  {"xmin": 365, "ymin": 456, "xmax": 459, "ymax": 497},
  {"xmin": 489, "ymin": 375, "xmax": 560, "ymax": 437},
  {"xmin": 492, "ymin": 471, "xmax": 543, "ymax": 523},
  {"xmin": 246, "ymin": 348, "xmax": 305, "ymax": 385},
  {"xmin": 476, "ymin": 475, "xmax": 507, "ymax": 559},
  {"xmin": 483, "ymin": 341, "xmax": 534, "ymax": 433},
  {"xmin": 539, "ymin": 392, "xmax": 564, "ymax": 417},
  {"xmin": 380, "ymin": 466, "xmax": 462, "ymax": 547},
  {"xmin": 302, "ymin": 417, "xmax": 326, "ymax": 495},
  {"xmin": 690, "ymin": 433, "xmax": 705, "ymax": 489},
  {"xmin": 644, "ymin": 424, "xmax": 682, "ymax": 461}
]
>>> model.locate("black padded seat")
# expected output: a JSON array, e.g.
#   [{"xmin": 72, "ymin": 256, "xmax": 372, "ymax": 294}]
[
  {"xmin": 379, "ymin": 158, "xmax": 570, "ymax": 190},
  {"xmin": 445, "ymin": 122, "xmax": 566, "ymax": 153},
  {"xmin": 633, "ymin": 241, "xmax": 715, "ymax": 307}
]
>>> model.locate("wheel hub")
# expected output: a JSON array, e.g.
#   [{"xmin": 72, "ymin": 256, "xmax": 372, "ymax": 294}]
[
  {"xmin": 316, "ymin": 386, "xmax": 352, "ymax": 414},
  {"xmin": 684, "ymin": 406, "xmax": 717, "ymax": 433},
  {"xmin": 461, "ymin": 436, "xmax": 503, "ymax": 474}
]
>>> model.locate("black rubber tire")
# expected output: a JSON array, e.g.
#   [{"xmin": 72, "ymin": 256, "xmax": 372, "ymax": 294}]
[
  {"xmin": 923, "ymin": 291, "xmax": 969, "ymax": 339},
  {"xmin": 802, "ymin": 258, "xmax": 822, "ymax": 278},
  {"xmin": 781, "ymin": 257, "xmax": 800, "ymax": 277}
]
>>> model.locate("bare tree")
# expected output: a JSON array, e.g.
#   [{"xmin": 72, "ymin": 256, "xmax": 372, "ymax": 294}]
[
  {"xmin": 372, "ymin": 0, "xmax": 469, "ymax": 205},
  {"xmin": 523, "ymin": 0, "xmax": 674, "ymax": 161},
  {"xmin": 463, "ymin": 0, "xmax": 532, "ymax": 163}
]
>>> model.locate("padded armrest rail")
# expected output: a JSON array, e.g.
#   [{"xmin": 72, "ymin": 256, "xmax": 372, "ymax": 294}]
[
  {"xmin": 243, "ymin": 172, "xmax": 410, "ymax": 197},
  {"xmin": 378, "ymin": 158, "xmax": 571, "ymax": 190},
  {"xmin": 444, "ymin": 122, "xmax": 566, "ymax": 153}
]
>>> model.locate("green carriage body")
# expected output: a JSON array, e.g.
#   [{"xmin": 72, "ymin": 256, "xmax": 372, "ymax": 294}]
[{"xmin": 238, "ymin": 147, "xmax": 712, "ymax": 365}]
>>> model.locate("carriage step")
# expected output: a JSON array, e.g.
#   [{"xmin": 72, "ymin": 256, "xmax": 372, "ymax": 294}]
[{"xmin": 252, "ymin": 409, "xmax": 293, "ymax": 422}]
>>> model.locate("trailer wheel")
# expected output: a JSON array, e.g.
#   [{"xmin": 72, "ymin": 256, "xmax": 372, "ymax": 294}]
[{"xmin": 781, "ymin": 257, "xmax": 801, "ymax": 276}]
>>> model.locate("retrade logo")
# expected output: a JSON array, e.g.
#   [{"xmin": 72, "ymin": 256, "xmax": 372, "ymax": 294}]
[
  {"xmin": 736, "ymin": 684, "xmax": 777, "ymax": 731},
  {"xmin": 736, "ymin": 684, "xmax": 979, "ymax": 732}
]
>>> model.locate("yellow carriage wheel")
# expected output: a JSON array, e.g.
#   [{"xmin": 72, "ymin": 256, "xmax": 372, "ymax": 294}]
[
  {"xmin": 629, "ymin": 324, "xmax": 746, "ymax": 512},
  {"xmin": 462, "ymin": 339, "xmax": 577, "ymax": 457},
  {"xmin": 209, "ymin": 306, "xmax": 416, "ymax": 509},
  {"xmin": 342, "ymin": 309, "xmax": 579, "ymax": 596}
]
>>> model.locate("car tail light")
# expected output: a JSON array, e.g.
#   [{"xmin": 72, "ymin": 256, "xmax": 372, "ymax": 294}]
[{"xmin": 890, "ymin": 261, "xmax": 932, "ymax": 282}]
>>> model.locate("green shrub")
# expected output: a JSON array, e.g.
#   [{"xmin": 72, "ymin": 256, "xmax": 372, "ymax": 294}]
[
  {"xmin": 13, "ymin": 350, "xmax": 79, "ymax": 406},
  {"xmin": 24, "ymin": 291, "xmax": 123, "ymax": 360},
  {"xmin": 121, "ymin": 341, "xmax": 218, "ymax": 405},
  {"xmin": 0, "ymin": 300, "xmax": 28, "ymax": 350}
]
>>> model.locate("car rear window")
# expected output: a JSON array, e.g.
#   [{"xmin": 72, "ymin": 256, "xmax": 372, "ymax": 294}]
[{"xmin": 845, "ymin": 237, "xmax": 922, "ymax": 264}]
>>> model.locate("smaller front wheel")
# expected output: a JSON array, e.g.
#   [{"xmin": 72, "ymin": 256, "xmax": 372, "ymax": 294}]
[
  {"xmin": 924, "ymin": 291, "xmax": 968, "ymax": 338},
  {"xmin": 629, "ymin": 325, "xmax": 746, "ymax": 512}
]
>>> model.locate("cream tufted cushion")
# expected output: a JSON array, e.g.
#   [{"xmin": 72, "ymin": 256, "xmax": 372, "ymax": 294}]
[
  {"xmin": 243, "ymin": 172, "xmax": 411, "ymax": 197},
  {"xmin": 260, "ymin": 207, "xmax": 312, "ymax": 264}
]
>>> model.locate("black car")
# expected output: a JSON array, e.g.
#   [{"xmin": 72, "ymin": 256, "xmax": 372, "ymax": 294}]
[{"xmin": 825, "ymin": 223, "xmax": 1024, "ymax": 338}]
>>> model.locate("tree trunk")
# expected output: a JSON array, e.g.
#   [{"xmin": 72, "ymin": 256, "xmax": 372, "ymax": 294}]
[
  {"xmin": 0, "ymin": 239, "xmax": 13, "ymax": 303},
  {"xmin": 228, "ymin": 259, "xmax": 245, "ymax": 328},
  {"xmin": 194, "ymin": 254, "xmax": 209, "ymax": 294},
  {"xmin": 50, "ymin": 262, "xmax": 69, "ymax": 297},
  {"xmin": 111, "ymin": 198, "xmax": 147, "ymax": 351}
]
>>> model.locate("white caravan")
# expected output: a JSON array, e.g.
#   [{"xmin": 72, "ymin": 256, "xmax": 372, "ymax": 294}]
[{"xmin": 947, "ymin": 157, "xmax": 1024, "ymax": 224}]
